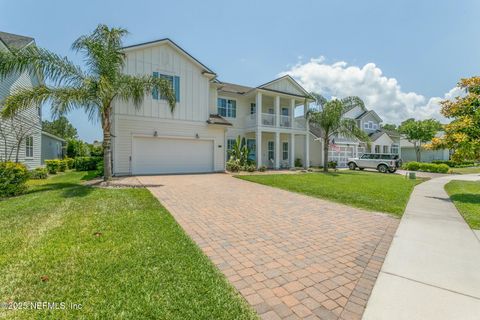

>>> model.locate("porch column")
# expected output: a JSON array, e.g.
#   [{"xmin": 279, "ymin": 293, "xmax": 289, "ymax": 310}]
[
  {"xmin": 290, "ymin": 133, "xmax": 295, "ymax": 168},
  {"xmin": 275, "ymin": 132, "xmax": 280, "ymax": 169},
  {"xmin": 304, "ymin": 99, "xmax": 310, "ymax": 132},
  {"xmin": 256, "ymin": 130, "xmax": 262, "ymax": 168},
  {"xmin": 290, "ymin": 99, "xmax": 295, "ymax": 128},
  {"xmin": 256, "ymin": 92, "xmax": 262, "ymax": 127},
  {"xmin": 275, "ymin": 95, "xmax": 280, "ymax": 127},
  {"xmin": 305, "ymin": 134, "xmax": 310, "ymax": 168}
]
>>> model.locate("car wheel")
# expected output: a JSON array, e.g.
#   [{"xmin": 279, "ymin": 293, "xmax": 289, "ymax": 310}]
[
  {"xmin": 378, "ymin": 164, "xmax": 388, "ymax": 173},
  {"xmin": 359, "ymin": 168, "xmax": 365, "ymax": 171},
  {"xmin": 348, "ymin": 162, "xmax": 356, "ymax": 170},
  {"xmin": 388, "ymin": 168, "xmax": 397, "ymax": 173}
]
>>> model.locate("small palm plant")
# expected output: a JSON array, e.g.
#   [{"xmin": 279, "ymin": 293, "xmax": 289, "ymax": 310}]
[
  {"xmin": 228, "ymin": 135, "xmax": 250, "ymax": 166},
  {"xmin": 307, "ymin": 93, "xmax": 370, "ymax": 172},
  {"xmin": 0, "ymin": 24, "xmax": 175, "ymax": 180}
]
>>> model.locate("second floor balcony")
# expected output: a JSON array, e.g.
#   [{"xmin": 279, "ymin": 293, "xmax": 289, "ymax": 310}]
[{"xmin": 246, "ymin": 113, "xmax": 307, "ymax": 130}]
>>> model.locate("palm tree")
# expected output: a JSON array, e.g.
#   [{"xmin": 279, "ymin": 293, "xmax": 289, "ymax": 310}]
[
  {"xmin": 307, "ymin": 93, "xmax": 370, "ymax": 172},
  {"xmin": 0, "ymin": 24, "xmax": 175, "ymax": 181}
]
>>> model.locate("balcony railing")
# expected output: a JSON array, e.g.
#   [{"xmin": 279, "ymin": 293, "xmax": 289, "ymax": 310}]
[
  {"xmin": 245, "ymin": 113, "xmax": 307, "ymax": 130},
  {"xmin": 280, "ymin": 115, "xmax": 291, "ymax": 128},
  {"xmin": 261, "ymin": 113, "xmax": 275, "ymax": 126}
]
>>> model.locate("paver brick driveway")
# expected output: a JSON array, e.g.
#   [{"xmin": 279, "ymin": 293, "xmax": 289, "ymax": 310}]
[{"xmin": 138, "ymin": 173, "xmax": 399, "ymax": 320}]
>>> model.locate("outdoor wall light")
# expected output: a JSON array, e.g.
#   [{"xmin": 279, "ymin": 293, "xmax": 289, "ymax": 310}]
[
  {"xmin": 154, "ymin": 131, "xmax": 158, "ymax": 137},
  {"xmin": 195, "ymin": 133, "xmax": 199, "ymax": 139}
]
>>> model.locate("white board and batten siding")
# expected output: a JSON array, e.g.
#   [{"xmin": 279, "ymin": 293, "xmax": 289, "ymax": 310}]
[
  {"xmin": 112, "ymin": 42, "xmax": 225, "ymax": 175},
  {"xmin": 0, "ymin": 68, "xmax": 42, "ymax": 169},
  {"xmin": 262, "ymin": 78, "xmax": 306, "ymax": 97}
]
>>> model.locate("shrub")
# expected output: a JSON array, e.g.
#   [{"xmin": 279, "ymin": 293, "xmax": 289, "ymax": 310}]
[
  {"xmin": 404, "ymin": 161, "xmax": 449, "ymax": 173},
  {"xmin": 294, "ymin": 158, "xmax": 303, "ymax": 167},
  {"xmin": 64, "ymin": 157, "xmax": 75, "ymax": 169},
  {"xmin": 0, "ymin": 162, "xmax": 29, "ymax": 197},
  {"xmin": 74, "ymin": 157, "xmax": 103, "ymax": 171},
  {"xmin": 328, "ymin": 161, "xmax": 337, "ymax": 169},
  {"xmin": 244, "ymin": 164, "xmax": 256, "ymax": 172},
  {"xmin": 29, "ymin": 167, "xmax": 48, "ymax": 179},
  {"xmin": 258, "ymin": 165, "xmax": 267, "ymax": 172},
  {"xmin": 45, "ymin": 159, "xmax": 61, "ymax": 174},
  {"xmin": 58, "ymin": 160, "xmax": 67, "ymax": 172},
  {"xmin": 432, "ymin": 160, "xmax": 476, "ymax": 168},
  {"xmin": 226, "ymin": 160, "xmax": 241, "ymax": 172}
]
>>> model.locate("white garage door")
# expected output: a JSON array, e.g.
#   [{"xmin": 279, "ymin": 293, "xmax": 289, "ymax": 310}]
[{"xmin": 132, "ymin": 137, "xmax": 214, "ymax": 174}]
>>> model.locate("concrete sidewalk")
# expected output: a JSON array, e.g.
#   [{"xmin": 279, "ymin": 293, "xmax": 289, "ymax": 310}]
[{"xmin": 363, "ymin": 173, "xmax": 480, "ymax": 320}]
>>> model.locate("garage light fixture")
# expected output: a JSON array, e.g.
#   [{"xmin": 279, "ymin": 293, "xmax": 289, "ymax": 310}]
[
  {"xmin": 195, "ymin": 133, "xmax": 199, "ymax": 139},
  {"xmin": 154, "ymin": 131, "xmax": 158, "ymax": 137}
]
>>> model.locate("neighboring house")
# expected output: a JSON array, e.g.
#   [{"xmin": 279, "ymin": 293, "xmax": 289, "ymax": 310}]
[
  {"xmin": 0, "ymin": 31, "xmax": 43, "ymax": 169},
  {"xmin": 400, "ymin": 132, "xmax": 450, "ymax": 162},
  {"xmin": 111, "ymin": 38, "xmax": 314, "ymax": 175},
  {"xmin": 309, "ymin": 104, "xmax": 401, "ymax": 168},
  {"xmin": 41, "ymin": 131, "xmax": 65, "ymax": 164}
]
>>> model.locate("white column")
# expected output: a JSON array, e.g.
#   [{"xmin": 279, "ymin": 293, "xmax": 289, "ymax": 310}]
[
  {"xmin": 275, "ymin": 95, "xmax": 280, "ymax": 127},
  {"xmin": 290, "ymin": 99, "xmax": 295, "ymax": 128},
  {"xmin": 256, "ymin": 92, "xmax": 262, "ymax": 127},
  {"xmin": 305, "ymin": 134, "xmax": 310, "ymax": 168},
  {"xmin": 256, "ymin": 130, "xmax": 262, "ymax": 168},
  {"xmin": 275, "ymin": 132, "xmax": 280, "ymax": 169},
  {"xmin": 290, "ymin": 133, "xmax": 295, "ymax": 168}
]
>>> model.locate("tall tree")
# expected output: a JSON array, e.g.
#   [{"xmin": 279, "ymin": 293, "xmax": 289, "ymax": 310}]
[
  {"xmin": 0, "ymin": 24, "xmax": 175, "ymax": 180},
  {"xmin": 307, "ymin": 94, "xmax": 370, "ymax": 172},
  {"xmin": 399, "ymin": 118, "xmax": 441, "ymax": 162},
  {"xmin": 381, "ymin": 123, "xmax": 398, "ymax": 132},
  {"xmin": 42, "ymin": 115, "xmax": 78, "ymax": 140},
  {"xmin": 428, "ymin": 76, "xmax": 480, "ymax": 161}
]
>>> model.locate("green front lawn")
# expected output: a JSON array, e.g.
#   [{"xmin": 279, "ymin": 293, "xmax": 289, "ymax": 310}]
[
  {"xmin": 0, "ymin": 172, "xmax": 256, "ymax": 319},
  {"xmin": 445, "ymin": 180, "xmax": 480, "ymax": 229},
  {"xmin": 237, "ymin": 171, "xmax": 424, "ymax": 216},
  {"xmin": 449, "ymin": 166, "xmax": 480, "ymax": 174}
]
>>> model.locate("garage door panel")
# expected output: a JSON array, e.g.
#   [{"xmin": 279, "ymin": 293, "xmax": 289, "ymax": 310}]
[{"xmin": 132, "ymin": 137, "xmax": 214, "ymax": 174}]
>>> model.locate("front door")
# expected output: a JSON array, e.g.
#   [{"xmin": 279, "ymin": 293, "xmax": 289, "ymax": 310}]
[
  {"xmin": 267, "ymin": 141, "xmax": 275, "ymax": 167},
  {"xmin": 247, "ymin": 139, "xmax": 256, "ymax": 161}
]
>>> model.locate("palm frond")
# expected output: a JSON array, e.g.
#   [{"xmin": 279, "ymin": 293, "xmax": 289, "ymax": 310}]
[
  {"xmin": 340, "ymin": 96, "xmax": 365, "ymax": 112},
  {"xmin": 72, "ymin": 25, "xmax": 127, "ymax": 80},
  {"xmin": 116, "ymin": 74, "xmax": 176, "ymax": 112},
  {"xmin": 337, "ymin": 118, "xmax": 371, "ymax": 145},
  {"xmin": 0, "ymin": 46, "xmax": 85, "ymax": 86},
  {"xmin": 1, "ymin": 85, "xmax": 98, "ymax": 120}
]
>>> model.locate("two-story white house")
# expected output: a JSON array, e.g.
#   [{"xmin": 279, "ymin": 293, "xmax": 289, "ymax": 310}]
[{"xmin": 111, "ymin": 39, "xmax": 315, "ymax": 175}]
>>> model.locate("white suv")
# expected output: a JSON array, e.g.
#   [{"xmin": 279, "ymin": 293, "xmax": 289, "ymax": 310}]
[{"xmin": 347, "ymin": 154, "xmax": 402, "ymax": 173}]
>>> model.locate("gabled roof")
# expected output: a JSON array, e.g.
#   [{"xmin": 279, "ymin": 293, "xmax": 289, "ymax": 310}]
[
  {"xmin": 257, "ymin": 75, "xmax": 312, "ymax": 98},
  {"xmin": 122, "ymin": 38, "xmax": 216, "ymax": 76},
  {"xmin": 356, "ymin": 109, "xmax": 382, "ymax": 122},
  {"xmin": 368, "ymin": 129, "xmax": 396, "ymax": 142},
  {"xmin": 0, "ymin": 31, "xmax": 34, "ymax": 51},
  {"xmin": 218, "ymin": 82, "xmax": 253, "ymax": 95}
]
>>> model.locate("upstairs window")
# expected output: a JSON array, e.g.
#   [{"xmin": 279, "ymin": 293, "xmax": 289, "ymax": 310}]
[
  {"xmin": 218, "ymin": 98, "xmax": 236, "ymax": 118},
  {"xmin": 391, "ymin": 144, "xmax": 399, "ymax": 154},
  {"xmin": 152, "ymin": 72, "xmax": 180, "ymax": 102},
  {"xmin": 250, "ymin": 103, "xmax": 256, "ymax": 115},
  {"xmin": 383, "ymin": 145, "xmax": 389, "ymax": 153},
  {"xmin": 25, "ymin": 135, "xmax": 33, "ymax": 158},
  {"xmin": 374, "ymin": 145, "xmax": 380, "ymax": 153}
]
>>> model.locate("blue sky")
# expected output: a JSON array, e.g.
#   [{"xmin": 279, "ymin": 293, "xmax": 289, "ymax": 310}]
[{"xmin": 1, "ymin": 0, "xmax": 479, "ymax": 142}]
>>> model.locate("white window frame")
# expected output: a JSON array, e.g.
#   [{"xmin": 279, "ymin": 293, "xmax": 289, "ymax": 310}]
[
  {"xmin": 217, "ymin": 98, "xmax": 236, "ymax": 118},
  {"xmin": 268, "ymin": 141, "xmax": 275, "ymax": 161},
  {"xmin": 383, "ymin": 145, "xmax": 389, "ymax": 153},
  {"xmin": 226, "ymin": 138, "xmax": 236, "ymax": 160},
  {"xmin": 374, "ymin": 145, "xmax": 380, "ymax": 153},
  {"xmin": 250, "ymin": 103, "xmax": 256, "ymax": 115},
  {"xmin": 25, "ymin": 135, "xmax": 34, "ymax": 158},
  {"xmin": 282, "ymin": 142, "xmax": 289, "ymax": 160},
  {"xmin": 391, "ymin": 144, "xmax": 399, "ymax": 154}
]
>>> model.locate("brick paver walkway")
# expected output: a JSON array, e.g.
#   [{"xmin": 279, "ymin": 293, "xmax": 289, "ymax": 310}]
[{"xmin": 138, "ymin": 174, "xmax": 399, "ymax": 320}]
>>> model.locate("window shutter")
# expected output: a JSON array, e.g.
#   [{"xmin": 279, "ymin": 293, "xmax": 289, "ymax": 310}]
[
  {"xmin": 174, "ymin": 76, "xmax": 180, "ymax": 102},
  {"xmin": 152, "ymin": 72, "xmax": 159, "ymax": 100}
]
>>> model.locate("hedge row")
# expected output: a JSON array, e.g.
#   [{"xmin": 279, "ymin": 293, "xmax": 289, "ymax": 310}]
[
  {"xmin": 431, "ymin": 160, "xmax": 476, "ymax": 168},
  {"xmin": 403, "ymin": 161, "xmax": 450, "ymax": 173}
]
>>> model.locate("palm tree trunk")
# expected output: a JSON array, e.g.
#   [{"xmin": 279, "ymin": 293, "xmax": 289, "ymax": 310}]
[
  {"xmin": 102, "ymin": 105, "xmax": 112, "ymax": 181},
  {"xmin": 323, "ymin": 137, "xmax": 329, "ymax": 172}
]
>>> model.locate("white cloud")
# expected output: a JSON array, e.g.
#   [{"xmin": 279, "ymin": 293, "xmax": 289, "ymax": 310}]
[{"xmin": 280, "ymin": 57, "xmax": 463, "ymax": 124}]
